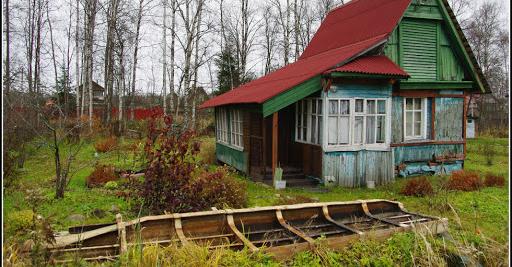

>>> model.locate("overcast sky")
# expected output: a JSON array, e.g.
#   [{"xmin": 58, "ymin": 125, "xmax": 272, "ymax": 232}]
[{"xmin": 4, "ymin": 0, "xmax": 510, "ymax": 95}]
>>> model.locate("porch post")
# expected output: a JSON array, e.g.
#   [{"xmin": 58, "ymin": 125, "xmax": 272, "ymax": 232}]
[{"xmin": 272, "ymin": 112, "xmax": 278, "ymax": 180}]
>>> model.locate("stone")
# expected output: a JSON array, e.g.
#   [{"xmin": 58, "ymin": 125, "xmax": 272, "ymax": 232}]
[
  {"xmin": 91, "ymin": 208, "xmax": 106, "ymax": 218},
  {"xmin": 67, "ymin": 214, "xmax": 86, "ymax": 222}
]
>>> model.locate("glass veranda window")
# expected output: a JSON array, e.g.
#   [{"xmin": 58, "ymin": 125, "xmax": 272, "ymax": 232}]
[
  {"xmin": 230, "ymin": 109, "xmax": 243, "ymax": 149},
  {"xmin": 295, "ymin": 98, "xmax": 322, "ymax": 145},
  {"xmin": 216, "ymin": 108, "xmax": 228, "ymax": 144},
  {"xmin": 328, "ymin": 99, "xmax": 350, "ymax": 145}
]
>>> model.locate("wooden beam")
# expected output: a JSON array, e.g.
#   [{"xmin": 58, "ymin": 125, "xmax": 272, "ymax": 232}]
[
  {"xmin": 116, "ymin": 214, "xmax": 127, "ymax": 253},
  {"xmin": 391, "ymin": 140, "xmax": 465, "ymax": 147},
  {"xmin": 262, "ymin": 116, "xmax": 267, "ymax": 178},
  {"xmin": 272, "ymin": 112, "xmax": 278, "ymax": 180},
  {"xmin": 463, "ymin": 93, "xmax": 468, "ymax": 157}
]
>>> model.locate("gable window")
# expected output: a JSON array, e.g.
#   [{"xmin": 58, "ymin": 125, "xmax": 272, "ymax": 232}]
[
  {"xmin": 296, "ymin": 98, "xmax": 322, "ymax": 145},
  {"xmin": 216, "ymin": 108, "xmax": 244, "ymax": 149},
  {"xmin": 404, "ymin": 98, "xmax": 427, "ymax": 140},
  {"xmin": 230, "ymin": 109, "xmax": 243, "ymax": 149},
  {"xmin": 326, "ymin": 98, "xmax": 390, "ymax": 150}
]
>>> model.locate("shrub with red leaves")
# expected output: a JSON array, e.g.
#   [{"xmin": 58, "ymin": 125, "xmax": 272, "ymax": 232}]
[
  {"xmin": 94, "ymin": 137, "xmax": 118, "ymax": 153},
  {"xmin": 483, "ymin": 173, "xmax": 505, "ymax": 187},
  {"xmin": 400, "ymin": 177, "xmax": 434, "ymax": 197},
  {"xmin": 86, "ymin": 165, "xmax": 118, "ymax": 187},
  {"xmin": 137, "ymin": 114, "xmax": 247, "ymax": 214},
  {"xmin": 445, "ymin": 170, "xmax": 483, "ymax": 191}
]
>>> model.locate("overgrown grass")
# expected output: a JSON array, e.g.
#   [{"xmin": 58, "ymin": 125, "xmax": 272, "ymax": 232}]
[{"xmin": 3, "ymin": 136, "xmax": 509, "ymax": 266}]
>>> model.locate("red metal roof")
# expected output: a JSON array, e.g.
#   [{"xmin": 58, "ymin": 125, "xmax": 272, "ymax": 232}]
[
  {"xmin": 325, "ymin": 55, "xmax": 410, "ymax": 78},
  {"xmin": 200, "ymin": 0, "xmax": 411, "ymax": 109}
]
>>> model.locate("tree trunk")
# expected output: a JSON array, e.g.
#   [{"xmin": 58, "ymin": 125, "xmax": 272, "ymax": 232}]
[
  {"xmin": 131, "ymin": 0, "xmax": 144, "ymax": 124},
  {"xmin": 75, "ymin": 0, "xmax": 80, "ymax": 120},
  {"xmin": 191, "ymin": 3, "xmax": 203, "ymax": 129},
  {"xmin": 4, "ymin": 0, "xmax": 11, "ymax": 96},
  {"xmin": 161, "ymin": 0, "xmax": 168, "ymax": 116},
  {"xmin": 169, "ymin": 0, "xmax": 176, "ymax": 114}
]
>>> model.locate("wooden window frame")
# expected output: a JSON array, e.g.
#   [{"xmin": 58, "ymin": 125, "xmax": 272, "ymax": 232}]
[
  {"xmin": 229, "ymin": 109, "xmax": 244, "ymax": 150},
  {"xmin": 216, "ymin": 108, "xmax": 229, "ymax": 145},
  {"xmin": 295, "ymin": 98, "xmax": 322, "ymax": 146},
  {"xmin": 403, "ymin": 97, "xmax": 428, "ymax": 141}
]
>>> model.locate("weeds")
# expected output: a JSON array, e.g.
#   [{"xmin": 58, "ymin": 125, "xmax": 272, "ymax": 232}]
[
  {"xmin": 445, "ymin": 170, "xmax": 483, "ymax": 191},
  {"xmin": 94, "ymin": 137, "xmax": 118, "ymax": 153},
  {"xmin": 86, "ymin": 164, "xmax": 118, "ymax": 187},
  {"xmin": 400, "ymin": 177, "xmax": 434, "ymax": 197},
  {"xmin": 483, "ymin": 173, "xmax": 505, "ymax": 187}
]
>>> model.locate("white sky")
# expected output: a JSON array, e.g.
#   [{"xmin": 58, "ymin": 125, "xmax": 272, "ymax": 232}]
[{"xmin": 3, "ymin": 0, "xmax": 510, "ymax": 95}]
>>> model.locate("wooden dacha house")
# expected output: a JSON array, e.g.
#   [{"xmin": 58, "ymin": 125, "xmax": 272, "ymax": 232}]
[{"xmin": 200, "ymin": 0, "xmax": 489, "ymax": 187}]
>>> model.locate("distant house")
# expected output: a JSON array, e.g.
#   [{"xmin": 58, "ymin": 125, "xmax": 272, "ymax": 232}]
[
  {"xmin": 76, "ymin": 81, "xmax": 105, "ymax": 107},
  {"xmin": 200, "ymin": 0, "xmax": 489, "ymax": 187}
]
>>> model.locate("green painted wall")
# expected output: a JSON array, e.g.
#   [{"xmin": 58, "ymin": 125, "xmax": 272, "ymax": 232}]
[
  {"xmin": 383, "ymin": 0, "xmax": 469, "ymax": 84},
  {"xmin": 435, "ymin": 97, "xmax": 463, "ymax": 141},
  {"xmin": 216, "ymin": 143, "xmax": 248, "ymax": 173}
]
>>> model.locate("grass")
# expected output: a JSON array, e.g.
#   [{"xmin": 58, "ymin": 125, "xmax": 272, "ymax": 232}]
[{"xmin": 2, "ymin": 135, "xmax": 509, "ymax": 265}]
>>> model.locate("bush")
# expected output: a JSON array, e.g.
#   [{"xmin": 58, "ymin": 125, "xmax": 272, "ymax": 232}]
[
  {"xmin": 7, "ymin": 210, "xmax": 35, "ymax": 234},
  {"xmin": 191, "ymin": 167, "xmax": 247, "ymax": 210},
  {"xmin": 400, "ymin": 177, "xmax": 435, "ymax": 196},
  {"xmin": 137, "ymin": 115, "xmax": 247, "ymax": 214},
  {"xmin": 94, "ymin": 137, "xmax": 118, "ymax": 153},
  {"xmin": 483, "ymin": 173, "xmax": 505, "ymax": 187},
  {"xmin": 197, "ymin": 138, "xmax": 216, "ymax": 165},
  {"xmin": 86, "ymin": 165, "xmax": 119, "ymax": 187},
  {"xmin": 445, "ymin": 170, "xmax": 483, "ymax": 191}
]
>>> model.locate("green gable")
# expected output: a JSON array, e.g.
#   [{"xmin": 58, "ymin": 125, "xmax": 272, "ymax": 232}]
[{"xmin": 384, "ymin": 0, "xmax": 485, "ymax": 92}]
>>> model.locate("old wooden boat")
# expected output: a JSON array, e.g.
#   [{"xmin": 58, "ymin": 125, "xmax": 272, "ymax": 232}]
[{"xmin": 44, "ymin": 199, "xmax": 448, "ymax": 262}]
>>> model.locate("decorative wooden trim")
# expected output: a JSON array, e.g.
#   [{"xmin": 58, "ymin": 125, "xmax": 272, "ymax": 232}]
[
  {"xmin": 115, "ymin": 214, "xmax": 127, "ymax": 253},
  {"xmin": 391, "ymin": 140, "xmax": 465, "ymax": 147},
  {"xmin": 393, "ymin": 90, "xmax": 466, "ymax": 98},
  {"xmin": 275, "ymin": 209, "xmax": 315, "ymax": 245},
  {"xmin": 399, "ymin": 80, "xmax": 474, "ymax": 90},
  {"xmin": 227, "ymin": 214, "xmax": 258, "ymax": 252},
  {"xmin": 329, "ymin": 72, "xmax": 408, "ymax": 80}
]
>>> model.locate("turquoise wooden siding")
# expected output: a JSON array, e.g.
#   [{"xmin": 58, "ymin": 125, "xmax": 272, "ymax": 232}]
[
  {"xmin": 216, "ymin": 143, "xmax": 248, "ymax": 173},
  {"xmin": 400, "ymin": 19, "xmax": 438, "ymax": 80},
  {"xmin": 391, "ymin": 96, "xmax": 433, "ymax": 143},
  {"xmin": 327, "ymin": 82, "xmax": 392, "ymax": 98},
  {"xmin": 435, "ymin": 97, "xmax": 463, "ymax": 141},
  {"xmin": 393, "ymin": 144, "xmax": 463, "ymax": 164},
  {"xmin": 323, "ymin": 151, "xmax": 394, "ymax": 187}
]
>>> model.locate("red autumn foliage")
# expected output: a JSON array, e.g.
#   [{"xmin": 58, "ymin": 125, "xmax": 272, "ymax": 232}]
[
  {"xmin": 483, "ymin": 173, "xmax": 505, "ymax": 187},
  {"xmin": 400, "ymin": 177, "xmax": 434, "ymax": 197},
  {"xmin": 137, "ymin": 114, "xmax": 247, "ymax": 214},
  {"xmin": 94, "ymin": 137, "xmax": 118, "ymax": 153},
  {"xmin": 445, "ymin": 170, "xmax": 483, "ymax": 191},
  {"xmin": 86, "ymin": 165, "xmax": 119, "ymax": 187}
]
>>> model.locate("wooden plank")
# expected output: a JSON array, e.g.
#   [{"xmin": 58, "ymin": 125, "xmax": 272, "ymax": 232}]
[
  {"xmin": 360, "ymin": 202, "xmax": 406, "ymax": 228},
  {"xmin": 390, "ymin": 140, "xmax": 465, "ymax": 147},
  {"xmin": 462, "ymin": 93, "xmax": 467, "ymax": 157},
  {"xmin": 174, "ymin": 217, "xmax": 189, "ymax": 245},
  {"xmin": 272, "ymin": 112, "xmax": 278, "ymax": 179},
  {"xmin": 227, "ymin": 214, "xmax": 258, "ymax": 252},
  {"xmin": 116, "ymin": 214, "xmax": 127, "ymax": 253},
  {"xmin": 275, "ymin": 209, "xmax": 315, "ymax": 245},
  {"xmin": 431, "ymin": 97, "xmax": 436, "ymax": 139}
]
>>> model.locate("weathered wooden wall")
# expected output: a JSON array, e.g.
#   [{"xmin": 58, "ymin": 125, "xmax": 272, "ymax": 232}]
[
  {"xmin": 323, "ymin": 151, "xmax": 394, "ymax": 187},
  {"xmin": 393, "ymin": 144, "xmax": 463, "ymax": 164},
  {"xmin": 435, "ymin": 97, "xmax": 463, "ymax": 141},
  {"xmin": 216, "ymin": 142, "xmax": 248, "ymax": 173}
]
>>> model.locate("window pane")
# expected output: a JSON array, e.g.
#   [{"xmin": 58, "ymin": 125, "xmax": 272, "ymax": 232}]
[
  {"xmin": 318, "ymin": 100, "xmax": 322, "ymax": 114},
  {"xmin": 367, "ymin": 100, "xmax": 376, "ymax": 114},
  {"xmin": 377, "ymin": 100, "xmax": 386, "ymax": 114},
  {"xmin": 340, "ymin": 100, "xmax": 350, "ymax": 114},
  {"xmin": 414, "ymin": 111, "xmax": 422, "ymax": 136},
  {"xmin": 377, "ymin": 116, "xmax": 385, "ymax": 143},
  {"xmin": 329, "ymin": 100, "xmax": 338, "ymax": 114},
  {"xmin": 339, "ymin": 117, "xmax": 350, "ymax": 144},
  {"xmin": 303, "ymin": 127, "xmax": 307, "ymax": 141},
  {"xmin": 311, "ymin": 100, "xmax": 316, "ymax": 113},
  {"xmin": 354, "ymin": 116, "xmax": 363, "ymax": 144},
  {"xmin": 406, "ymin": 112, "xmax": 413, "ymax": 136},
  {"xmin": 414, "ymin": 98, "xmax": 422, "ymax": 110},
  {"xmin": 311, "ymin": 116, "xmax": 317, "ymax": 143},
  {"xmin": 366, "ymin": 116, "xmax": 376, "ymax": 144},
  {"xmin": 328, "ymin": 116, "xmax": 338, "ymax": 145},
  {"xmin": 406, "ymin": 98, "xmax": 413, "ymax": 110},
  {"xmin": 355, "ymin": 99, "xmax": 364, "ymax": 112}
]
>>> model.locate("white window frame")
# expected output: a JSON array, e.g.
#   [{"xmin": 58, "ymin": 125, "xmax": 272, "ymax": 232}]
[
  {"xmin": 229, "ymin": 109, "xmax": 244, "ymax": 150},
  {"xmin": 403, "ymin": 97, "xmax": 428, "ymax": 141},
  {"xmin": 323, "ymin": 97, "xmax": 391, "ymax": 152},
  {"xmin": 216, "ymin": 108, "xmax": 229, "ymax": 145},
  {"xmin": 295, "ymin": 98, "xmax": 323, "ymax": 145}
]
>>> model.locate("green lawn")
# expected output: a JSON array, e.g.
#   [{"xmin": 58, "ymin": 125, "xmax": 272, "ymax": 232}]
[{"xmin": 3, "ymin": 136, "xmax": 509, "ymax": 265}]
